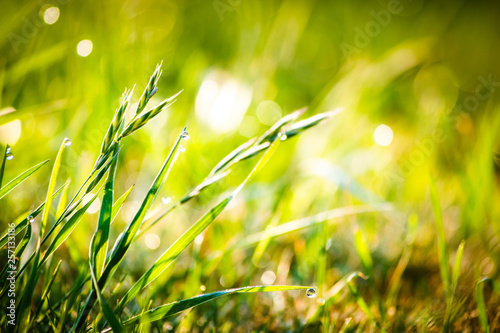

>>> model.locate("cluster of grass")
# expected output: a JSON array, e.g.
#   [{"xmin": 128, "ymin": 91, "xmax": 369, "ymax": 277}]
[
  {"xmin": 2, "ymin": 1, "xmax": 500, "ymax": 332},
  {"xmin": 0, "ymin": 66, "xmax": 348, "ymax": 332}
]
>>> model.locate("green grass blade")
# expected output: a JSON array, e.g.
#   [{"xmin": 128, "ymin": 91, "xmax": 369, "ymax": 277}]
[
  {"xmin": 89, "ymin": 248, "xmax": 124, "ymax": 333},
  {"xmin": 111, "ymin": 185, "xmax": 134, "ymax": 223},
  {"xmin": 123, "ymin": 286, "xmax": 311, "ymax": 326},
  {"xmin": 16, "ymin": 241, "xmax": 41, "ymax": 331},
  {"xmin": 116, "ymin": 135, "xmax": 282, "ymax": 313},
  {"xmin": 451, "ymin": 241, "xmax": 465, "ymax": 296},
  {"xmin": 0, "ymin": 183, "xmax": 67, "ymax": 248},
  {"xmin": 354, "ymin": 229, "xmax": 374, "ymax": 276},
  {"xmin": 0, "ymin": 144, "xmax": 10, "ymax": 188},
  {"xmin": 346, "ymin": 273, "xmax": 385, "ymax": 332},
  {"xmin": 0, "ymin": 159, "xmax": 49, "ymax": 200},
  {"xmin": 41, "ymin": 190, "xmax": 101, "ymax": 265},
  {"xmin": 444, "ymin": 240, "xmax": 466, "ymax": 330},
  {"xmin": 91, "ymin": 147, "xmax": 119, "ymax": 279},
  {"xmin": 475, "ymin": 278, "xmax": 490, "ymax": 333},
  {"xmin": 40, "ymin": 138, "xmax": 70, "ymax": 236},
  {"xmin": 429, "ymin": 172, "xmax": 451, "ymax": 298}
]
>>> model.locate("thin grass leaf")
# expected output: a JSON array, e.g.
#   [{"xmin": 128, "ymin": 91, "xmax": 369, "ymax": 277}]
[
  {"xmin": 0, "ymin": 159, "xmax": 49, "ymax": 200},
  {"xmin": 40, "ymin": 138, "xmax": 70, "ymax": 236},
  {"xmin": 208, "ymin": 137, "xmax": 256, "ymax": 176},
  {"xmin": 40, "ymin": 190, "xmax": 101, "ymax": 265},
  {"xmin": 116, "ymin": 136, "xmax": 282, "ymax": 315},
  {"xmin": 0, "ymin": 183, "xmax": 67, "ymax": 249},
  {"xmin": 444, "ymin": 240, "xmax": 466, "ymax": 331},
  {"xmin": 346, "ymin": 273, "xmax": 385, "ymax": 332},
  {"xmin": 0, "ymin": 144, "xmax": 10, "ymax": 188},
  {"xmin": 91, "ymin": 147, "xmax": 119, "ymax": 279},
  {"xmin": 354, "ymin": 229, "xmax": 374, "ymax": 276},
  {"xmin": 122, "ymin": 286, "xmax": 311, "ymax": 327},
  {"xmin": 16, "ymin": 241, "xmax": 41, "ymax": 331},
  {"xmin": 475, "ymin": 278, "xmax": 490, "ymax": 333},
  {"xmin": 89, "ymin": 247, "xmax": 124, "ymax": 333},
  {"xmin": 111, "ymin": 185, "xmax": 134, "ymax": 223},
  {"xmin": 0, "ymin": 223, "xmax": 31, "ymax": 298},
  {"xmin": 429, "ymin": 172, "xmax": 451, "ymax": 298}
]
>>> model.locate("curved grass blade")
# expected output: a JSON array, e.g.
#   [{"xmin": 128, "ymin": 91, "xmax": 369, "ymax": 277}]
[
  {"xmin": 123, "ymin": 286, "xmax": 311, "ymax": 327},
  {"xmin": 40, "ymin": 190, "xmax": 101, "ymax": 265},
  {"xmin": 444, "ymin": 240, "xmax": 466, "ymax": 330},
  {"xmin": 0, "ymin": 144, "xmax": 10, "ymax": 188},
  {"xmin": 354, "ymin": 229, "xmax": 374, "ymax": 276},
  {"xmin": 0, "ymin": 183, "xmax": 67, "ymax": 249},
  {"xmin": 429, "ymin": 172, "xmax": 451, "ymax": 299},
  {"xmin": 41, "ymin": 138, "xmax": 70, "ymax": 236},
  {"xmin": 115, "ymin": 136, "xmax": 282, "ymax": 314},
  {"xmin": 0, "ymin": 223, "xmax": 31, "ymax": 298},
  {"xmin": 0, "ymin": 159, "xmax": 49, "ymax": 200},
  {"xmin": 475, "ymin": 278, "xmax": 491, "ymax": 333},
  {"xmin": 111, "ymin": 185, "xmax": 134, "ymax": 224},
  {"xmin": 91, "ymin": 147, "xmax": 119, "ymax": 279},
  {"xmin": 89, "ymin": 246, "xmax": 124, "ymax": 333}
]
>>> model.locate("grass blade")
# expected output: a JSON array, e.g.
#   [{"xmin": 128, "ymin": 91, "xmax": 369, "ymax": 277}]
[
  {"xmin": 0, "ymin": 183, "xmax": 67, "ymax": 248},
  {"xmin": 0, "ymin": 159, "xmax": 49, "ymax": 200},
  {"xmin": 429, "ymin": 172, "xmax": 451, "ymax": 298},
  {"xmin": 354, "ymin": 229, "xmax": 374, "ymax": 276},
  {"xmin": 91, "ymin": 147, "xmax": 119, "ymax": 279},
  {"xmin": 123, "ymin": 286, "xmax": 311, "ymax": 326},
  {"xmin": 40, "ymin": 138, "xmax": 70, "ymax": 236},
  {"xmin": 40, "ymin": 190, "xmax": 101, "ymax": 265},
  {"xmin": 115, "ymin": 134, "xmax": 282, "ymax": 314},
  {"xmin": 0, "ymin": 144, "xmax": 10, "ymax": 188},
  {"xmin": 475, "ymin": 278, "xmax": 490, "ymax": 333}
]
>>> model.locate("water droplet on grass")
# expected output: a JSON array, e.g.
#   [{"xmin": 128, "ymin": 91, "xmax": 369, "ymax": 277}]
[
  {"xmin": 306, "ymin": 288, "xmax": 317, "ymax": 298},
  {"xmin": 64, "ymin": 137, "xmax": 72, "ymax": 146},
  {"xmin": 179, "ymin": 145, "xmax": 186, "ymax": 152},
  {"xmin": 162, "ymin": 197, "xmax": 171, "ymax": 204},
  {"xmin": 280, "ymin": 134, "xmax": 287, "ymax": 141},
  {"xmin": 28, "ymin": 215, "xmax": 35, "ymax": 223},
  {"xmin": 181, "ymin": 131, "xmax": 190, "ymax": 140},
  {"xmin": 6, "ymin": 146, "xmax": 13, "ymax": 160},
  {"xmin": 200, "ymin": 285, "xmax": 206, "ymax": 292}
]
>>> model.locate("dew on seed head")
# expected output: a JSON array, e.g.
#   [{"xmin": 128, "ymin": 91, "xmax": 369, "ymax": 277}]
[
  {"xmin": 28, "ymin": 215, "xmax": 35, "ymax": 223},
  {"xmin": 306, "ymin": 288, "xmax": 317, "ymax": 298},
  {"xmin": 280, "ymin": 134, "xmax": 288, "ymax": 141},
  {"xmin": 181, "ymin": 130, "xmax": 190, "ymax": 140},
  {"xmin": 64, "ymin": 137, "xmax": 72, "ymax": 146}
]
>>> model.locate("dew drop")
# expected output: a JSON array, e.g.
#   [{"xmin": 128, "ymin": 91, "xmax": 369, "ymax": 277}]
[
  {"xmin": 200, "ymin": 285, "xmax": 206, "ymax": 292},
  {"xmin": 5, "ymin": 146, "xmax": 13, "ymax": 160},
  {"xmin": 28, "ymin": 215, "xmax": 35, "ymax": 223},
  {"xmin": 280, "ymin": 134, "xmax": 288, "ymax": 141},
  {"xmin": 179, "ymin": 145, "xmax": 186, "ymax": 152},
  {"xmin": 161, "ymin": 197, "xmax": 171, "ymax": 205},
  {"xmin": 181, "ymin": 131, "xmax": 190, "ymax": 140},
  {"xmin": 306, "ymin": 288, "xmax": 317, "ymax": 298},
  {"xmin": 64, "ymin": 137, "xmax": 72, "ymax": 146}
]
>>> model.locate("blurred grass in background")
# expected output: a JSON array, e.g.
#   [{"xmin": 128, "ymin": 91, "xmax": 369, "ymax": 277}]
[{"xmin": 1, "ymin": 0, "xmax": 500, "ymax": 331}]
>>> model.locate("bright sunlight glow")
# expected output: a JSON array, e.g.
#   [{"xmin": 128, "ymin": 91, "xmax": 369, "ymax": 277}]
[{"xmin": 373, "ymin": 124, "xmax": 394, "ymax": 146}]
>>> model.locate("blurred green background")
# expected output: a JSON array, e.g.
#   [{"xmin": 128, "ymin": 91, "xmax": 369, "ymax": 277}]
[{"xmin": 1, "ymin": 0, "xmax": 500, "ymax": 330}]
